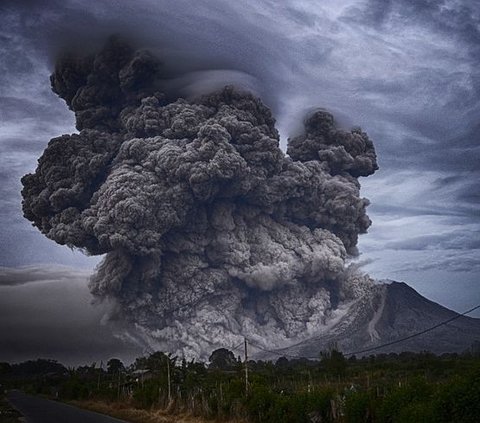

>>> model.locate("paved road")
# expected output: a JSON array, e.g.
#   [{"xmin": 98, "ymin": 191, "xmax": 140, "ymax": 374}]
[{"xmin": 6, "ymin": 391, "xmax": 129, "ymax": 423}]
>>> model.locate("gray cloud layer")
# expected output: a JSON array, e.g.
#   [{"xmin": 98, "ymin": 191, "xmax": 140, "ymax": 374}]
[
  {"xmin": 0, "ymin": 265, "xmax": 91, "ymax": 286},
  {"xmin": 0, "ymin": 265, "xmax": 142, "ymax": 365}
]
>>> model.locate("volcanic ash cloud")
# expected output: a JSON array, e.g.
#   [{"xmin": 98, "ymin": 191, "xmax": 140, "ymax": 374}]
[{"xmin": 22, "ymin": 38, "xmax": 378, "ymax": 357}]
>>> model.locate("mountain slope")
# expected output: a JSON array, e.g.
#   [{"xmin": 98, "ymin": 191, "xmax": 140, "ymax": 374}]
[{"xmin": 255, "ymin": 281, "xmax": 480, "ymax": 359}]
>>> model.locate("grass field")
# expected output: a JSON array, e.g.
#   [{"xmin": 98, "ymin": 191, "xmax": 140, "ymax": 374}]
[
  {"xmin": 71, "ymin": 399, "xmax": 247, "ymax": 423},
  {"xmin": 0, "ymin": 394, "xmax": 22, "ymax": 423}
]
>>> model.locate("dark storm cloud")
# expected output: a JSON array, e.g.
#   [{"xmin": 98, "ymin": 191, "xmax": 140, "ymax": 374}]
[
  {"xmin": 342, "ymin": 0, "xmax": 480, "ymax": 180},
  {"xmin": 368, "ymin": 203, "xmax": 470, "ymax": 219},
  {"xmin": 0, "ymin": 137, "xmax": 52, "ymax": 155},
  {"xmin": 2, "ymin": 0, "xmax": 273, "ymax": 102},
  {"xmin": 342, "ymin": 0, "xmax": 480, "ymax": 284},
  {"xmin": 458, "ymin": 185, "xmax": 480, "ymax": 205},
  {"xmin": 374, "ymin": 127, "xmax": 480, "ymax": 173},
  {"xmin": 21, "ymin": 38, "xmax": 378, "ymax": 357},
  {"xmin": 350, "ymin": 0, "xmax": 480, "ymax": 49},
  {"xmin": 0, "ymin": 265, "xmax": 142, "ymax": 365},
  {"xmin": 430, "ymin": 172, "xmax": 480, "ymax": 210},
  {"xmin": 1, "ymin": 0, "xmax": 294, "ymax": 272},
  {"xmin": 384, "ymin": 232, "xmax": 480, "ymax": 251},
  {"xmin": 0, "ymin": 265, "xmax": 90, "ymax": 286},
  {"xmin": 3, "ymin": 0, "xmax": 478, "ymax": 178},
  {"xmin": 367, "ymin": 191, "xmax": 479, "ymax": 220},
  {"xmin": 400, "ymin": 254, "xmax": 480, "ymax": 274},
  {"xmin": 0, "ymin": 0, "xmax": 86, "ymax": 267},
  {"xmin": 0, "ymin": 97, "xmax": 57, "ymax": 122}
]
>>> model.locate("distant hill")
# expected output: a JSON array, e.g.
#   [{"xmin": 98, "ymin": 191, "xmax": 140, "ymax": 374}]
[{"xmin": 256, "ymin": 281, "xmax": 480, "ymax": 359}]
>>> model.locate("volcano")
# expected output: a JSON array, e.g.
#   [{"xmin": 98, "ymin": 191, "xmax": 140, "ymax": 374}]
[{"xmin": 254, "ymin": 281, "xmax": 480, "ymax": 359}]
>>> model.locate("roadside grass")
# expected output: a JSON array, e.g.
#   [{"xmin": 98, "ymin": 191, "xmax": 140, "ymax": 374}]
[
  {"xmin": 0, "ymin": 394, "xmax": 22, "ymax": 423},
  {"xmin": 71, "ymin": 400, "xmax": 247, "ymax": 423}
]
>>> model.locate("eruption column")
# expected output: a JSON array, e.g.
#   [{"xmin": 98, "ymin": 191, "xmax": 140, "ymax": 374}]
[{"xmin": 22, "ymin": 38, "xmax": 378, "ymax": 357}]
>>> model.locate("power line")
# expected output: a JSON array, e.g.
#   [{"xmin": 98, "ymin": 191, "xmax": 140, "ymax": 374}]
[
  {"xmin": 243, "ymin": 303, "xmax": 480, "ymax": 360},
  {"xmin": 247, "ymin": 339, "xmax": 316, "ymax": 359},
  {"xmin": 141, "ymin": 300, "xmax": 480, "ymax": 361},
  {"xmin": 231, "ymin": 341, "xmax": 245, "ymax": 353},
  {"xmin": 343, "ymin": 303, "xmax": 480, "ymax": 357}
]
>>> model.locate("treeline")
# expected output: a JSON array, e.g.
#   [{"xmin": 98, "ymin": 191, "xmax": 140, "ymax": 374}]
[{"xmin": 1, "ymin": 350, "xmax": 479, "ymax": 422}]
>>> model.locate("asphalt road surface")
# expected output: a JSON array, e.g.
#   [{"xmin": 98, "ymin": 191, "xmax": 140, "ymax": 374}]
[{"xmin": 6, "ymin": 390, "xmax": 129, "ymax": 423}]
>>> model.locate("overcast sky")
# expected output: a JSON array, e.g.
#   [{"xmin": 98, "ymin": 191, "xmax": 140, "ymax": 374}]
[{"xmin": 1, "ymin": 0, "xmax": 479, "ymax": 364}]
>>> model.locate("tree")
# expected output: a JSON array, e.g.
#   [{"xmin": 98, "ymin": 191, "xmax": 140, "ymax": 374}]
[
  {"xmin": 144, "ymin": 352, "xmax": 175, "ymax": 373},
  {"xmin": 13, "ymin": 359, "xmax": 66, "ymax": 376},
  {"xmin": 275, "ymin": 357, "xmax": 290, "ymax": 369},
  {"xmin": 0, "ymin": 362, "xmax": 11, "ymax": 375},
  {"xmin": 209, "ymin": 348, "xmax": 238, "ymax": 370},
  {"xmin": 107, "ymin": 358, "xmax": 125, "ymax": 374},
  {"xmin": 320, "ymin": 349, "xmax": 347, "ymax": 376}
]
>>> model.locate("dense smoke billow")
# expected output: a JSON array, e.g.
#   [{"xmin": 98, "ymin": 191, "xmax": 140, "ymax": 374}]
[{"xmin": 22, "ymin": 38, "xmax": 378, "ymax": 357}]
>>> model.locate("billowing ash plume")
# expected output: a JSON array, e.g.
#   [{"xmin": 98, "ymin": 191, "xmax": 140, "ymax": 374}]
[{"xmin": 22, "ymin": 38, "xmax": 378, "ymax": 357}]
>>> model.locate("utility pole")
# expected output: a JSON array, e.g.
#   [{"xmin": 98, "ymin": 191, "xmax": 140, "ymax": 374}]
[
  {"xmin": 244, "ymin": 337, "xmax": 249, "ymax": 396},
  {"xmin": 117, "ymin": 371, "xmax": 121, "ymax": 399},
  {"xmin": 167, "ymin": 357, "xmax": 172, "ymax": 402}
]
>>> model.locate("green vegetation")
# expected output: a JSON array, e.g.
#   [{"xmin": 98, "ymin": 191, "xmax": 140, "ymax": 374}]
[
  {"xmin": 1, "ymin": 351, "xmax": 479, "ymax": 422},
  {"xmin": 0, "ymin": 393, "xmax": 22, "ymax": 423}
]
